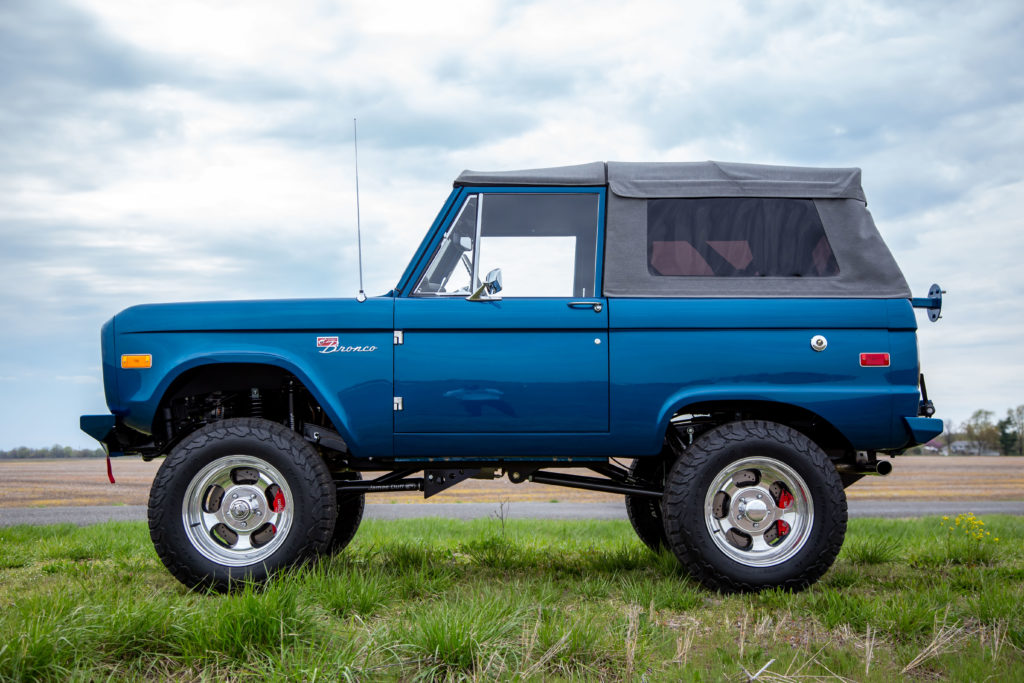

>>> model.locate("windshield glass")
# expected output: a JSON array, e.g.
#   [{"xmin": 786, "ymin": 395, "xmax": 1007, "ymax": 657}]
[{"xmin": 413, "ymin": 195, "xmax": 479, "ymax": 296}]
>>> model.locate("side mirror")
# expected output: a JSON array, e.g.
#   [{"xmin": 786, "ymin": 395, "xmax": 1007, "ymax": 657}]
[{"xmin": 467, "ymin": 268, "xmax": 503, "ymax": 301}]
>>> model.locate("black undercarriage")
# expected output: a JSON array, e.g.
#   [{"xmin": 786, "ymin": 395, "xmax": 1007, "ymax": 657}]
[{"xmin": 332, "ymin": 462, "xmax": 665, "ymax": 501}]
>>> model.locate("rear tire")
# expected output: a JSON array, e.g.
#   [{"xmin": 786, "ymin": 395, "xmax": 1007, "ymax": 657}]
[
  {"xmin": 148, "ymin": 418, "xmax": 336, "ymax": 591},
  {"xmin": 662, "ymin": 420, "xmax": 846, "ymax": 592}
]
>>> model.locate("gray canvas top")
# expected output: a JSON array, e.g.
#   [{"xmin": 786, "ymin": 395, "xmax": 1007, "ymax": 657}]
[
  {"xmin": 456, "ymin": 161, "xmax": 864, "ymax": 201},
  {"xmin": 607, "ymin": 161, "xmax": 866, "ymax": 202},
  {"xmin": 455, "ymin": 162, "xmax": 606, "ymax": 187},
  {"xmin": 453, "ymin": 161, "xmax": 909, "ymax": 299}
]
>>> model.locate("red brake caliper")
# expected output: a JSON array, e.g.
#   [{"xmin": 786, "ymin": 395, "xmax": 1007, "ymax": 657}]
[
  {"xmin": 272, "ymin": 489, "xmax": 286, "ymax": 513},
  {"xmin": 776, "ymin": 489, "xmax": 794, "ymax": 537}
]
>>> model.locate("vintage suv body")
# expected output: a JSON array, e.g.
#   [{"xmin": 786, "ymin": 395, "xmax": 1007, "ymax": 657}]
[{"xmin": 81, "ymin": 161, "xmax": 943, "ymax": 592}]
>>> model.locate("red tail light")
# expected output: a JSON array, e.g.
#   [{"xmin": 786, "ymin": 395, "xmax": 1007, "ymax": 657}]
[{"xmin": 860, "ymin": 352, "xmax": 890, "ymax": 367}]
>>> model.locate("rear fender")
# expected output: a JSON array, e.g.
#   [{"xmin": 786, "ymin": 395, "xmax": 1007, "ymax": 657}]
[{"xmin": 653, "ymin": 387, "xmax": 881, "ymax": 453}]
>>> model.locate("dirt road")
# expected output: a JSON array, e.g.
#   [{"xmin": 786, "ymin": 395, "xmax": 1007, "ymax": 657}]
[{"xmin": 1, "ymin": 455, "xmax": 1020, "ymax": 508}]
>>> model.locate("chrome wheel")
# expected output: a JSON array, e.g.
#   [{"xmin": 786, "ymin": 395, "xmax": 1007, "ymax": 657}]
[
  {"xmin": 704, "ymin": 456, "xmax": 813, "ymax": 567},
  {"xmin": 182, "ymin": 455, "xmax": 294, "ymax": 567}
]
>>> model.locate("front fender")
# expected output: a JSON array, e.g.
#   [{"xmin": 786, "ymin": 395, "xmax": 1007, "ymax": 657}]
[{"xmin": 118, "ymin": 337, "xmax": 393, "ymax": 458}]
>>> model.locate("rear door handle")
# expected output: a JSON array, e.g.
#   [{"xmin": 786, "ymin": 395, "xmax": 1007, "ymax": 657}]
[{"xmin": 567, "ymin": 301, "xmax": 603, "ymax": 312}]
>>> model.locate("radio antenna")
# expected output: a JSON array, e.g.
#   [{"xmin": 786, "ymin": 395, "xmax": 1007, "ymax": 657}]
[{"xmin": 353, "ymin": 118, "xmax": 367, "ymax": 302}]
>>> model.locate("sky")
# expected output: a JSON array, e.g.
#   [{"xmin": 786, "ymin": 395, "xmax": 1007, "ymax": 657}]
[{"xmin": 1, "ymin": 0, "xmax": 1023, "ymax": 448}]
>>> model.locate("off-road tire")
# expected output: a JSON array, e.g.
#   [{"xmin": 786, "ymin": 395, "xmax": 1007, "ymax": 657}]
[
  {"xmin": 625, "ymin": 457, "xmax": 669, "ymax": 552},
  {"xmin": 330, "ymin": 471, "xmax": 365, "ymax": 552},
  {"xmin": 662, "ymin": 420, "xmax": 846, "ymax": 592},
  {"xmin": 148, "ymin": 418, "xmax": 337, "ymax": 591}
]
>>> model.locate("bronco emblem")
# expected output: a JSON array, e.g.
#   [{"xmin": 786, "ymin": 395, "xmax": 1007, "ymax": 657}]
[{"xmin": 316, "ymin": 336, "xmax": 377, "ymax": 354}]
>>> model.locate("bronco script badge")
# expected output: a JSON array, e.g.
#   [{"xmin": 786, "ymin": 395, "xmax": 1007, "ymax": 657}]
[{"xmin": 316, "ymin": 336, "xmax": 377, "ymax": 354}]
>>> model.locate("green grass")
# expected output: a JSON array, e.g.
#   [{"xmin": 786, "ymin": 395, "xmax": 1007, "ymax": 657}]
[{"xmin": 0, "ymin": 516, "xmax": 1022, "ymax": 681}]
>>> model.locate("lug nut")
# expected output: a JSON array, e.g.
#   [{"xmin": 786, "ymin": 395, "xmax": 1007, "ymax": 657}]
[
  {"xmin": 753, "ymin": 522, "xmax": 759, "ymax": 528},
  {"xmin": 240, "ymin": 521, "xmax": 247, "ymax": 527}
]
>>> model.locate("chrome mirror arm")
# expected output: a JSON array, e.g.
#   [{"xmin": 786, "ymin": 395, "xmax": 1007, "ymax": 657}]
[{"xmin": 466, "ymin": 268, "xmax": 503, "ymax": 301}]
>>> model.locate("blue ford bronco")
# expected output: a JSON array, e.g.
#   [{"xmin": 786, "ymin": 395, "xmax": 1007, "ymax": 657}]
[{"xmin": 81, "ymin": 161, "xmax": 943, "ymax": 592}]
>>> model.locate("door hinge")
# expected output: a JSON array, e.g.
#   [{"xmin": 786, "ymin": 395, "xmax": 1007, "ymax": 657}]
[
  {"xmin": 393, "ymin": 396, "xmax": 403, "ymax": 411},
  {"xmin": 393, "ymin": 330, "xmax": 404, "ymax": 345}
]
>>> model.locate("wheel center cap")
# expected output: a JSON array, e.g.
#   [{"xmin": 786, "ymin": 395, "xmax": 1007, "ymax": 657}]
[
  {"xmin": 743, "ymin": 498, "xmax": 769, "ymax": 522},
  {"xmin": 229, "ymin": 499, "xmax": 251, "ymax": 520}
]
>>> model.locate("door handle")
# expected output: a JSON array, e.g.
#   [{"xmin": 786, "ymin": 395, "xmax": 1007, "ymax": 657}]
[{"xmin": 567, "ymin": 301, "xmax": 603, "ymax": 313}]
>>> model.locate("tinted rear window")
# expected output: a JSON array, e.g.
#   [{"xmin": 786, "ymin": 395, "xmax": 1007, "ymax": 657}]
[{"xmin": 646, "ymin": 198, "xmax": 839, "ymax": 277}]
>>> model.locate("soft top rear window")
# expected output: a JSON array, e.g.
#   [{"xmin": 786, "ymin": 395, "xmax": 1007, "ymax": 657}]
[{"xmin": 647, "ymin": 198, "xmax": 839, "ymax": 278}]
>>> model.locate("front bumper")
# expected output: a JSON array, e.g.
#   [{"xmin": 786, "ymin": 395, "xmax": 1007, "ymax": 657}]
[{"xmin": 80, "ymin": 414, "xmax": 151, "ymax": 457}]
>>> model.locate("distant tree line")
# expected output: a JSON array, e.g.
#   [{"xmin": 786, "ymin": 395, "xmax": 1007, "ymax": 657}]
[
  {"xmin": 924, "ymin": 405, "xmax": 1024, "ymax": 456},
  {"xmin": 0, "ymin": 445, "xmax": 105, "ymax": 459}
]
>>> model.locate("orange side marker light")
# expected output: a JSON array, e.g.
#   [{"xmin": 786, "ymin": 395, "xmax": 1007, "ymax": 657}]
[{"xmin": 121, "ymin": 354, "xmax": 152, "ymax": 369}]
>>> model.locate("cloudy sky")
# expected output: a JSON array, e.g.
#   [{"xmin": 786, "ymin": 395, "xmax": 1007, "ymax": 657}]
[{"xmin": 1, "ymin": 0, "xmax": 1022, "ymax": 449}]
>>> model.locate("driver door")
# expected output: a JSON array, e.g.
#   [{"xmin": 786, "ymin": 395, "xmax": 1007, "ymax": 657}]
[{"xmin": 394, "ymin": 189, "xmax": 608, "ymax": 455}]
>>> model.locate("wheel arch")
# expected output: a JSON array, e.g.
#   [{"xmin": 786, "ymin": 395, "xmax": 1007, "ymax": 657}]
[
  {"xmin": 152, "ymin": 357, "xmax": 355, "ymax": 453},
  {"xmin": 657, "ymin": 394, "xmax": 854, "ymax": 456}
]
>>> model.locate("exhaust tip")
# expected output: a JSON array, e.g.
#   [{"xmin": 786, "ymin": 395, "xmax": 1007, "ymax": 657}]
[{"xmin": 875, "ymin": 459, "xmax": 893, "ymax": 476}]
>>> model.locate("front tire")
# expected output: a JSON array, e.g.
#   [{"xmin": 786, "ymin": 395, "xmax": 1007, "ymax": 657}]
[
  {"xmin": 662, "ymin": 420, "xmax": 846, "ymax": 592},
  {"xmin": 625, "ymin": 457, "xmax": 668, "ymax": 552},
  {"xmin": 148, "ymin": 418, "xmax": 337, "ymax": 591}
]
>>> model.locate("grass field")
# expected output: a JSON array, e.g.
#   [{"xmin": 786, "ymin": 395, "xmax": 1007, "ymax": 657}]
[{"xmin": 1, "ymin": 516, "xmax": 1022, "ymax": 681}]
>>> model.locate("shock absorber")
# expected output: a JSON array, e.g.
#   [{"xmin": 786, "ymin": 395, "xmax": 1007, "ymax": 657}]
[
  {"xmin": 250, "ymin": 387, "xmax": 262, "ymax": 418},
  {"xmin": 287, "ymin": 380, "xmax": 296, "ymax": 431}
]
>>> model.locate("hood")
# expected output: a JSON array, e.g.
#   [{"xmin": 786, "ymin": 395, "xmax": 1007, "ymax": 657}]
[{"xmin": 115, "ymin": 297, "xmax": 394, "ymax": 334}]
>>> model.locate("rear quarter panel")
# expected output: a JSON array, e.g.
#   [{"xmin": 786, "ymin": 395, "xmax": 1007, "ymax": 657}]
[{"xmin": 609, "ymin": 298, "xmax": 919, "ymax": 454}]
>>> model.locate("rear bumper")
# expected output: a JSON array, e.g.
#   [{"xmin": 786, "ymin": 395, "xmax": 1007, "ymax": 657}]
[{"xmin": 902, "ymin": 416, "xmax": 944, "ymax": 446}]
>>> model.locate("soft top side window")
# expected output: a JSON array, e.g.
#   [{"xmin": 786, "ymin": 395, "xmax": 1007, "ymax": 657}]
[{"xmin": 647, "ymin": 198, "xmax": 839, "ymax": 278}]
